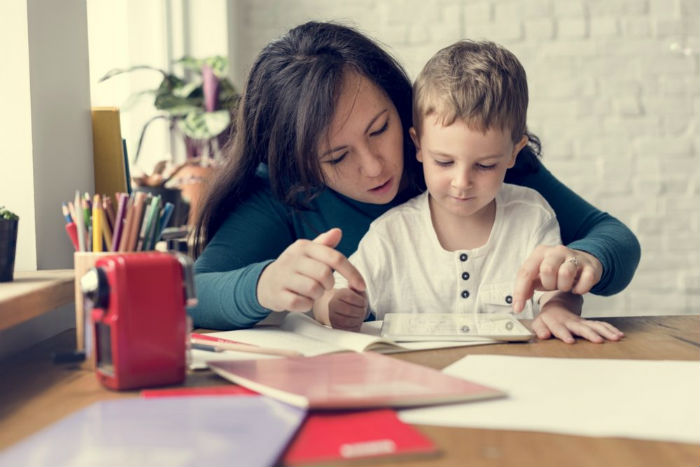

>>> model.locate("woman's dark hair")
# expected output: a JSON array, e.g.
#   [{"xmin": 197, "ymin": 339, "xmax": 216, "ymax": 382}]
[{"xmin": 193, "ymin": 21, "xmax": 422, "ymax": 256}]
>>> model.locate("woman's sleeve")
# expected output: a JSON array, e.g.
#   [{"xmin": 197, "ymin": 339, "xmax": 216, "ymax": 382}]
[
  {"xmin": 189, "ymin": 191, "xmax": 296, "ymax": 329},
  {"xmin": 506, "ymin": 164, "xmax": 641, "ymax": 296}
]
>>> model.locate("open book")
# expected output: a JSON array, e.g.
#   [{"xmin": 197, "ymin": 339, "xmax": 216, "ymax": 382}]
[
  {"xmin": 205, "ymin": 313, "xmax": 495, "ymax": 358},
  {"xmin": 208, "ymin": 352, "xmax": 505, "ymax": 409}
]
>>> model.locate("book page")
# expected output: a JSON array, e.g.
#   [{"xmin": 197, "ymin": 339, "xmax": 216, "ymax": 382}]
[
  {"xmin": 208, "ymin": 326, "xmax": 345, "ymax": 356},
  {"xmin": 206, "ymin": 314, "xmax": 498, "ymax": 358},
  {"xmin": 280, "ymin": 313, "xmax": 399, "ymax": 353},
  {"xmin": 283, "ymin": 314, "xmax": 492, "ymax": 353}
]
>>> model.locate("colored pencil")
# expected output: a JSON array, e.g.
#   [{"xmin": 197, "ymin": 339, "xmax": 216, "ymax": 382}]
[
  {"xmin": 61, "ymin": 203, "xmax": 73, "ymax": 224},
  {"xmin": 155, "ymin": 202, "xmax": 174, "ymax": 243},
  {"xmin": 74, "ymin": 190, "xmax": 86, "ymax": 252},
  {"xmin": 118, "ymin": 195, "xmax": 135, "ymax": 252},
  {"xmin": 103, "ymin": 195, "xmax": 116, "ymax": 231},
  {"xmin": 92, "ymin": 194, "xmax": 102, "ymax": 252},
  {"xmin": 111, "ymin": 193, "xmax": 128, "ymax": 252}
]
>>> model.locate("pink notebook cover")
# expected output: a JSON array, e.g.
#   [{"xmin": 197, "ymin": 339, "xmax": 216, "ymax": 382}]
[
  {"xmin": 208, "ymin": 352, "xmax": 505, "ymax": 409},
  {"xmin": 141, "ymin": 385, "xmax": 257, "ymax": 398}
]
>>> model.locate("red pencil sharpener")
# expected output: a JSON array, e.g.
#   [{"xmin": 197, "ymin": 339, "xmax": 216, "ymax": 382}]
[{"xmin": 81, "ymin": 252, "xmax": 197, "ymax": 390}]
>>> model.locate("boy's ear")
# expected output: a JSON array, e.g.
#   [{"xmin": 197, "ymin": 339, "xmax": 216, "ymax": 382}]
[
  {"xmin": 409, "ymin": 127, "xmax": 423, "ymax": 162},
  {"xmin": 508, "ymin": 135, "xmax": 529, "ymax": 168}
]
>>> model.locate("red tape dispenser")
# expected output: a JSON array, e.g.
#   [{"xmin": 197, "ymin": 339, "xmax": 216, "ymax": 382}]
[{"xmin": 80, "ymin": 252, "xmax": 197, "ymax": 390}]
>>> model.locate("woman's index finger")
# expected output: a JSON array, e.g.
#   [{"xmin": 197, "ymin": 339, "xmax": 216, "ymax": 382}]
[
  {"xmin": 305, "ymin": 242, "xmax": 366, "ymax": 292},
  {"xmin": 512, "ymin": 247, "xmax": 547, "ymax": 311}
]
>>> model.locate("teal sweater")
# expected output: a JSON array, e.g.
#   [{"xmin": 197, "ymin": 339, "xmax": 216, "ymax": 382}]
[{"xmin": 192, "ymin": 163, "xmax": 640, "ymax": 329}]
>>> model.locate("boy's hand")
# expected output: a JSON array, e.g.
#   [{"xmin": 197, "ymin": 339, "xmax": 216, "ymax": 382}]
[
  {"xmin": 328, "ymin": 288, "xmax": 368, "ymax": 332},
  {"xmin": 534, "ymin": 294, "xmax": 624, "ymax": 344}
]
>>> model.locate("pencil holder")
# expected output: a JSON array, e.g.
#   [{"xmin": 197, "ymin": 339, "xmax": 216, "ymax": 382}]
[{"xmin": 73, "ymin": 252, "xmax": 113, "ymax": 368}]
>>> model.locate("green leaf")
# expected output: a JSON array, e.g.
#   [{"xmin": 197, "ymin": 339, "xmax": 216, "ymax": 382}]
[
  {"xmin": 0, "ymin": 206, "xmax": 18, "ymax": 220},
  {"xmin": 163, "ymin": 104, "xmax": 200, "ymax": 117},
  {"xmin": 173, "ymin": 80, "xmax": 202, "ymax": 99},
  {"xmin": 154, "ymin": 90, "xmax": 203, "ymax": 112},
  {"xmin": 99, "ymin": 65, "xmax": 170, "ymax": 82},
  {"xmin": 176, "ymin": 56, "xmax": 204, "ymax": 73},
  {"xmin": 218, "ymin": 79, "xmax": 240, "ymax": 109},
  {"xmin": 177, "ymin": 110, "xmax": 231, "ymax": 140},
  {"xmin": 176, "ymin": 55, "xmax": 228, "ymax": 77},
  {"xmin": 121, "ymin": 89, "xmax": 157, "ymax": 110},
  {"xmin": 203, "ymin": 56, "xmax": 228, "ymax": 76}
]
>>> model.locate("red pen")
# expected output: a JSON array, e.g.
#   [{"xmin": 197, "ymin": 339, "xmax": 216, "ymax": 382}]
[
  {"xmin": 190, "ymin": 332, "xmax": 251, "ymax": 346},
  {"xmin": 65, "ymin": 222, "xmax": 79, "ymax": 251},
  {"xmin": 190, "ymin": 333, "xmax": 302, "ymax": 358}
]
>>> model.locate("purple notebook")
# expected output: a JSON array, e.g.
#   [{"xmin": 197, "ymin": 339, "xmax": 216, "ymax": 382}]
[{"xmin": 0, "ymin": 396, "xmax": 305, "ymax": 467}]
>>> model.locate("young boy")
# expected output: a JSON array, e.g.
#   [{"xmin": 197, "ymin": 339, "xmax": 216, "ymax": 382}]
[{"xmin": 313, "ymin": 40, "xmax": 623, "ymax": 344}]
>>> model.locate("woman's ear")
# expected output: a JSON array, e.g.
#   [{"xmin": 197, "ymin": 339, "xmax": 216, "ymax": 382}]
[
  {"xmin": 508, "ymin": 135, "xmax": 529, "ymax": 168},
  {"xmin": 409, "ymin": 127, "xmax": 423, "ymax": 162}
]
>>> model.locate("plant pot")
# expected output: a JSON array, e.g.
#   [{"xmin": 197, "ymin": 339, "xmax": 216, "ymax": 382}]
[
  {"xmin": 168, "ymin": 164, "xmax": 213, "ymax": 225},
  {"xmin": 0, "ymin": 218, "xmax": 18, "ymax": 282}
]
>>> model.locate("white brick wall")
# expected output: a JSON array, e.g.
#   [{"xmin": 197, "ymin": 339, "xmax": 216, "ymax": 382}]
[{"xmin": 235, "ymin": 0, "xmax": 700, "ymax": 317}]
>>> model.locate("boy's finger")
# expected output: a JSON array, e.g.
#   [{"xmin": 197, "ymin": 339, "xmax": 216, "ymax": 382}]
[
  {"xmin": 338, "ymin": 291, "xmax": 367, "ymax": 308},
  {"xmin": 330, "ymin": 308, "xmax": 364, "ymax": 331},
  {"xmin": 567, "ymin": 321, "xmax": 603, "ymax": 343},
  {"xmin": 548, "ymin": 321, "xmax": 576, "ymax": 344},
  {"xmin": 587, "ymin": 321, "xmax": 623, "ymax": 341},
  {"xmin": 599, "ymin": 321, "xmax": 624, "ymax": 337},
  {"xmin": 530, "ymin": 317, "xmax": 552, "ymax": 340}
]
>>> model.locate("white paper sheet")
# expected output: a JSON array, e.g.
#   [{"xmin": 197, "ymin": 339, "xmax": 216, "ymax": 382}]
[{"xmin": 399, "ymin": 355, "xmax": 700, "ymax": 443}]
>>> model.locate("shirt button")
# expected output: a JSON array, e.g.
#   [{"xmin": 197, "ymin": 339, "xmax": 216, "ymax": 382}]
[
  {"xmin": 460, "ymin": 253, "xmax": 468, "ymax": 262},
  {"xmin": 505, "ymin": 295, "xmax": 513, "ymax": 304},
  {"xmin": 462, "ymin": 272, "xmax": 470, "ymax": 280},
  {"xmin": 461, "ymin": 290, "xmax": 470, "ymax": 299}
]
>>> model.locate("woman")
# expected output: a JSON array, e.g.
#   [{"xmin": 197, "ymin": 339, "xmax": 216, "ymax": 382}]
[{"xmin": 191, "ymin": 21, "xmax": 640, "ymax": 331}]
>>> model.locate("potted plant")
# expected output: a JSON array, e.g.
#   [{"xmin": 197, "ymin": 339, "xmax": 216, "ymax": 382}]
[
  {"xmin": 0, "ymin": 206, "xmax": 19, "ymax": 282},
  {"xmin": 100, "ymin": 55, "xmax": 240, "ymax": 223}
]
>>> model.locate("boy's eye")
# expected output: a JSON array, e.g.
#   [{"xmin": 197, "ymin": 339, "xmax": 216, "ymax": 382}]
[
  {"xmin": 477, "ymin": 163, "xmax": 497, "ymax": 170},
  {"xmin": 369, "ymin": 120, "xmax": 388, "ymax": 137},
  {"xmin": 326, "ymin": 152, "xmax": 348, "ymax": 165}
]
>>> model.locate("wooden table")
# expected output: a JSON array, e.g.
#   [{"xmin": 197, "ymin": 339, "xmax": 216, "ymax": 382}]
[
  {"xmin": 0, "ymin": 315, "xmax": 698, "ymax": 466},
  {"xmin": 0, "ymin": 269, "xmax": 73, "ymax": 330}
]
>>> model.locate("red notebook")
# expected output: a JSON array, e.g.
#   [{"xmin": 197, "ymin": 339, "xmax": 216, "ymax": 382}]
[
  {"xmin": 207, "ymin": 352, "xmax": 505, "ymax": 409},
  {"xmin": 140, "ymin": 387, "xmax": 439, "ymax": 465},
  {"xmin": 283, "ymin": 409, "xmax": 438, "ymax": 465}
]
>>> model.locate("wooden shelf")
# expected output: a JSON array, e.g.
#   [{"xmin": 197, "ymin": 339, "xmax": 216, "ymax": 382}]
[{"xmin": 0, "ymin": 270, "xmax": 74, "ymax": 331}]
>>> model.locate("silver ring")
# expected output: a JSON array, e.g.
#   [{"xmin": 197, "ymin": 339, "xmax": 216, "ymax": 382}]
[{"xmin": 566, "ymin": 256, "xmax": 579, "ymax": 267}]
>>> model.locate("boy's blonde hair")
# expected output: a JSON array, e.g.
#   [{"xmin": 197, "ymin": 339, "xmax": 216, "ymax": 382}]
[{"xmin": 413, "ymin": 40, "xmax": 528, "ymax": 143}]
